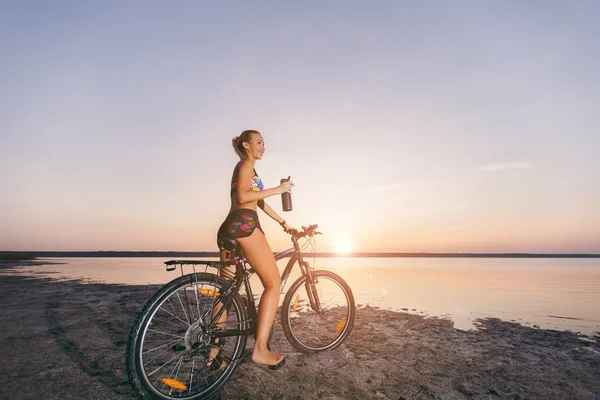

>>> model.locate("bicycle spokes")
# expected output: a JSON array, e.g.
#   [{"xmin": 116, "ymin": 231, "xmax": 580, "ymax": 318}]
[{"xmin": 128, "ymin": 275, "xmax": 248, "ymax": 399}]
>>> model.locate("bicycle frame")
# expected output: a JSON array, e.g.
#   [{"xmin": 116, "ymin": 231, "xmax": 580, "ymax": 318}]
[{"xmin": 163, "ymin": 230, "xmax": 323, "ymax": 343}]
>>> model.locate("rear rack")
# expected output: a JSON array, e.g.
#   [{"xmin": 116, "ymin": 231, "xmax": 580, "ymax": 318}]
[{"xmin": 164, "ymin": 260, "xmax": 234, "ymax": 277}]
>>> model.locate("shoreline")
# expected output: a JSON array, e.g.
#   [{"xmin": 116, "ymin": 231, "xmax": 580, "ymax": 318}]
[
  {"xmin": 1, "ymin": 266, "xmax": 598, "ymax": 399},
  {"xmin": 4, "ymin": 260, "xmax": 600, "ymax": 338}
]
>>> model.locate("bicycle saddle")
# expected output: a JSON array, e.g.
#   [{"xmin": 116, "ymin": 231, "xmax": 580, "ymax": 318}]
[{"xmin": 218, "ymin": 238, "xmax": 243, "ymax": 258}]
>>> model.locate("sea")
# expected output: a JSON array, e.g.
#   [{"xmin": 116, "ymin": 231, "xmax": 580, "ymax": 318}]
[{"xmin": 9, "ymin": 256, "xmax": 600, "ymax": 337}]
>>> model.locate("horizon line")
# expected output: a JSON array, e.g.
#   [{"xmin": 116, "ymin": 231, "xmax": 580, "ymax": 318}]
[{"xmin": 2, "ymin": 250, "xmax": 600, "ymax": 258}]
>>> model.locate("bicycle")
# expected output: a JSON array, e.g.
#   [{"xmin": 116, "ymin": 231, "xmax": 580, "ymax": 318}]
[{"xmin": 126, "ymin": 224, "xmax": 356, "ymax": 400}]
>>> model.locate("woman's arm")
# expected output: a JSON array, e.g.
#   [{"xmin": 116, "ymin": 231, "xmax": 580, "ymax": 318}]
[{"xmin": 236, "ymin": 162, "xmax": 292, "ymax": 204}]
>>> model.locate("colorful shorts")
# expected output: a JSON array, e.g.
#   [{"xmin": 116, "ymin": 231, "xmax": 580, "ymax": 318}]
[{"xmin": 217, "ymin": 208, "xmax": 263, "ymax": 242}]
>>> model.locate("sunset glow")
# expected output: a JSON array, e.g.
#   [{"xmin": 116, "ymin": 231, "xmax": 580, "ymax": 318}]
[
  {"xmin": 332, "ymin": 238, "xmax": 353, "ymax": 255},
  {"xmin": 1, "ymin": 3, "xmax": 599, "ymax": 254}
]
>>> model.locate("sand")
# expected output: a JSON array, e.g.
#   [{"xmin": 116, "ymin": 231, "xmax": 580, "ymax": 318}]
[{"xmin": 0, "ymin": 262, "xmax": 598, "ymax": 400}]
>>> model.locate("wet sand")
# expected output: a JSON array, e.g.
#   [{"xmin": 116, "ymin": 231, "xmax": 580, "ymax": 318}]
[{"xmin": 0, "ymin": 263, "xmax": 599, "ymax": 400}]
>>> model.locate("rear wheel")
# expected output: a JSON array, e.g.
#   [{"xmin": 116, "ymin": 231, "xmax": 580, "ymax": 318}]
[
  {"xmin": 281, "ymin": 270, "xmax": 355, "ymax": 353},
  {"xmin": 126, "ymin": 273, "xmax": 248, "ymax": 399}
]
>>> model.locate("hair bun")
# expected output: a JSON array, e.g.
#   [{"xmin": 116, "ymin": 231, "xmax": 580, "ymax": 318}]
[{"xmin": 231, "ymin": 130, "xmax": 259, "ymax": 160}]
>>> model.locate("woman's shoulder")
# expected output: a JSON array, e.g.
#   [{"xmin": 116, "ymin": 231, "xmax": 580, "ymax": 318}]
[{"xmin": 236, "ymin": 160, "xmax": 255, "ymax": 173}]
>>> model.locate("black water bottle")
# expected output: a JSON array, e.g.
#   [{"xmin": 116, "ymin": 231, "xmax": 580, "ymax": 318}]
[{"xmin": 281, "ymin": 176, "xmax": 292, "ymax": 212}]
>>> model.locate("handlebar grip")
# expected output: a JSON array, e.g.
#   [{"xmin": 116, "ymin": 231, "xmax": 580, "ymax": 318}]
[{"xmin": 290, "ymin": 224, "xmax": 321, "ymax": 239}]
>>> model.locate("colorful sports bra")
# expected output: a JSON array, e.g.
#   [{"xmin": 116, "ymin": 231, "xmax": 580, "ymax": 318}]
[{"xmin": 231, "ymin": 168, "xmax": 264, "ymax": 195}]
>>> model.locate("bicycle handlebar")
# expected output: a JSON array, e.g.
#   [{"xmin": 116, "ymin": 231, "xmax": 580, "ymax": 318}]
[{"xmin": 287, "ymin": 224, "xmax": 321, "ymax": 239}]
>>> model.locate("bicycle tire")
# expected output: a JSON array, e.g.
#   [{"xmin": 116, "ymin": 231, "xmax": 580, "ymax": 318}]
[
  {"xmin": 281, "ymin": 270, "xmax": 355, "ymax": 353},
  {"xmin": 126, "ymin": 273, "xmax": 248, "ymax": 400}
]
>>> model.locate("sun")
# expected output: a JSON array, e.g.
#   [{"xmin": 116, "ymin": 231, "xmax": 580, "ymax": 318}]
[{"xmin": 332, "ymin": 238, "xmax": 353, "ymax": 254}]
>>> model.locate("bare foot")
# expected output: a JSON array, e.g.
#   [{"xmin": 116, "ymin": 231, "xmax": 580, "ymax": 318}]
[{"xmin": 251, "ymin": 348, "xmax": 285, "ymax": 368}]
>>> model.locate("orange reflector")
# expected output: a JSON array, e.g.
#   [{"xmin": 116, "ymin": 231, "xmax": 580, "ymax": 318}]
[
  {"xmin": 292, "ymin": 294, "xmax": 300, "ymax": 312},
  {"xmin": 336, "ymin": 316, "xmax": 347, "ymax": 334},
  {"xmin": 161, "ymin": 378, "xmax": 187, "ymax": 391},
  {"xmin": 198, "ymin": 289, "xmax": 220, "ymax": 297}
]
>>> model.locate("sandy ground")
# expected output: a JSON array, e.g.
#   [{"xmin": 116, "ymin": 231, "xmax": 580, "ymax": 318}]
[{"xmin": 0, "ymin": 263, "xmax": 599, "ymax": 400}]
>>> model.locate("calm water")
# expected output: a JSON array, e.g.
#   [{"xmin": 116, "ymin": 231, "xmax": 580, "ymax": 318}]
[{"xmin": 9, "ymin": 256, "xmax": 600, "ymax": 336}]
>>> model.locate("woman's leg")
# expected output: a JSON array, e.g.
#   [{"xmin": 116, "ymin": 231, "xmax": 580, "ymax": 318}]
[{"xmin": 236, "ymin": 229, "xmax": 284, "ymax": 366}]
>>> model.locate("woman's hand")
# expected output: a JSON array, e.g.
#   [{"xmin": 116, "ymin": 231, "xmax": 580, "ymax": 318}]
[
  {"xmin": 284, "ymin": 224, "xmax": 297, "ymax": 234},
  {"xmin": 280, "ymin": 221, "xmax": 296, "ymax": 234},
  {"xmin": 277, "ymin": 180, "xmax": 294, "ymax": 195}
]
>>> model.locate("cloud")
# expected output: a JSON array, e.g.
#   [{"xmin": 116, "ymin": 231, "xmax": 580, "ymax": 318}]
[{"xmin": 479, "ymin": 162, "xmax": 531, "ymax": 172}]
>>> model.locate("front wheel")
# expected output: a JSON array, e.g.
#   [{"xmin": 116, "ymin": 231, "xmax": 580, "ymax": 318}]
[{"xmin": 281, "ymin": 270, "xmax": 355, "ymax": 353}]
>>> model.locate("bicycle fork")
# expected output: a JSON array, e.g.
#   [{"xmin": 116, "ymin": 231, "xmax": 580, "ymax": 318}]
[{"xmin": 301, "ymin": 261, "xmax": 324, "ymax": 314}]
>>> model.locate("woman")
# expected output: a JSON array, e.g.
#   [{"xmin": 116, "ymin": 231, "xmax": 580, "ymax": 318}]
[{"xmin": 216, "ymin": 129, "xmax": 293, "ymax": 370}]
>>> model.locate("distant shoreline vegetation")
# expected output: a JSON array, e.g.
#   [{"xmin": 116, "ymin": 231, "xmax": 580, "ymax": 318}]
[
  {"xmin": 1, "ymin": 251, "xmax": 599, "ymax": 258},
  {"xmin": 0, "ymin": 252, "xmax": 37, "ymax": 261}
]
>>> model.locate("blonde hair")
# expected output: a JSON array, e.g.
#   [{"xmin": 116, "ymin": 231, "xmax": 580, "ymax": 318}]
[{"xmin": 232, "ymin": 130, "xmax": 260, "ymax": 159}]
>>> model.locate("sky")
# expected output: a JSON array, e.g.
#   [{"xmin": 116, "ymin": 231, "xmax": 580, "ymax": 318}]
[{"xmin": 1, "ymin": 1, "xmax": 599, "ymax": 253}]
